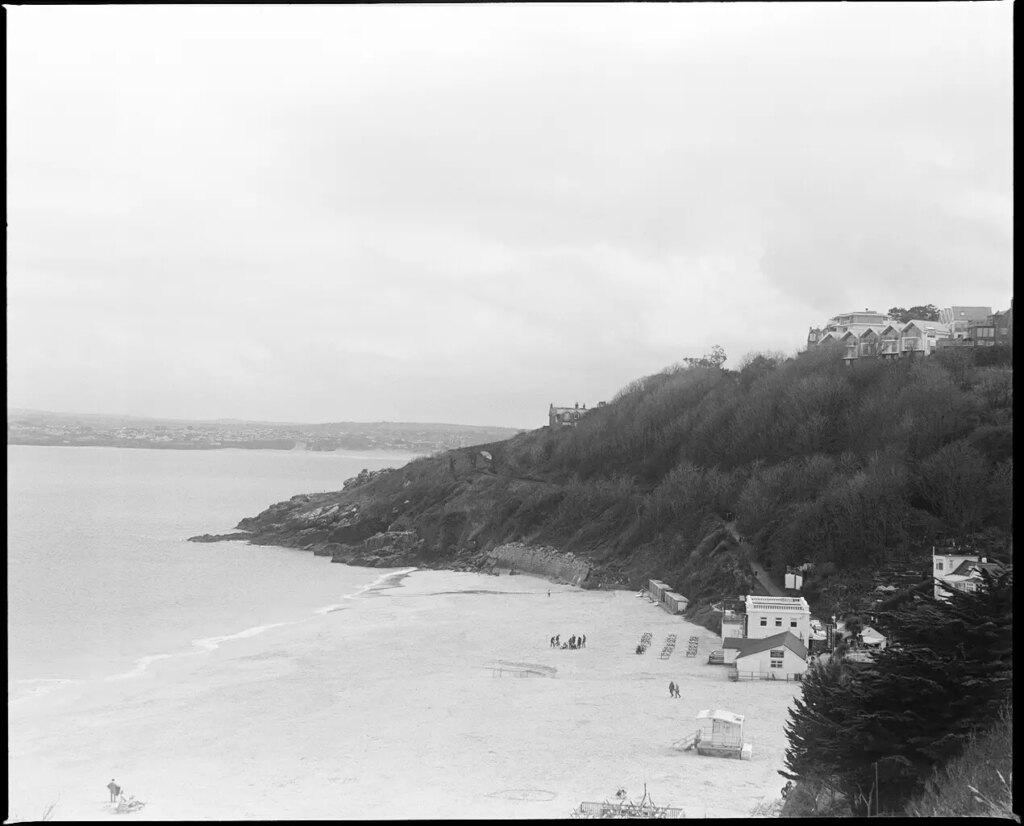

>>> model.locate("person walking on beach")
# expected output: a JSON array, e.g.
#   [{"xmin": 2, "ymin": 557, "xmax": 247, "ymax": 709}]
[
  {"xmin": 108, "ymin": 779, "xmax": 121, "ymax": 802},
  {"xmin": 668, "ymin": 681, "xmax": 675, "ymax": 698},
  {"xmin": 581, "ymin": 634, "xmax": 586, "ymax": 648},
  {"xmin": 555, "ymin": 634, "xmax": 560, "ymax": 646},
  {"xmin": 673, "ymin": 683, "xmax": 681, "ymax": 698}
]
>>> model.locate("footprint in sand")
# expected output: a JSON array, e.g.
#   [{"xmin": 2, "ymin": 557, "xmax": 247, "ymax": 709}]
[{"xmin": 486, "ymin": 789, "xmax": 557, "ymax": 801}]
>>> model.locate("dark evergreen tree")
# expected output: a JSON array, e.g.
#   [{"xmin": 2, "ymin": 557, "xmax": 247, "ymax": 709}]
[{"xmin": 781, "ymin": 570, "xmax": 1013, "ymax": 816}]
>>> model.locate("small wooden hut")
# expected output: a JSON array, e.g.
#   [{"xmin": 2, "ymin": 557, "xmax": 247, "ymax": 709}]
[{"xmin": 676, "ymin": 709, "xmax": 752, "ymax": 759}]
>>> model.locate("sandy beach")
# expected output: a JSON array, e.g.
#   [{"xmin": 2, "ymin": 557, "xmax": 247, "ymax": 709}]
[{"xmin": 7, "ymin": 568, "xmax": 799, "ymax": 820}]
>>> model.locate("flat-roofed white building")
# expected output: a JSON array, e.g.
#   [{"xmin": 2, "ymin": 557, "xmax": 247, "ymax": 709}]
[{"xmin": 744, "ymin": 595, "xmax": 811, "ymax": 642}]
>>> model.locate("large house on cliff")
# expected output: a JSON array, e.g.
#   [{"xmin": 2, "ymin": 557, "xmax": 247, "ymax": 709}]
[
  {"xmin": 549, "ymin": 402, "xmax": 589, "ymax": 427},
  {"xmin": 932, "ymin": 547, "xmax": 1007, "ymax": 601},
  {"xmin": 807, "ymin": 302, "xmax": 1014, "ymax": 363}
]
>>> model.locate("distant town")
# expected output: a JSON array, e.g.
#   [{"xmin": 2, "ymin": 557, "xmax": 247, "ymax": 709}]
[{"xmin": 6, "ymin": 409, "xmax": 523, "ymax": 454}]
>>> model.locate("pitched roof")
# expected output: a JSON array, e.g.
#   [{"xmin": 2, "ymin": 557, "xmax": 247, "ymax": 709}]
[
  {"xmin": 860, "ymin": 626, "xmax": 886, "ymax": 644},
  {"xmin": 723, "ymin": 631, "xmax": 808, "ymax": 659},
  {"xmin": 903, "ymin": 320, "xmax": 951, "ymax": 334},
  {"xmin": 696, "ymin": 709, "xmax": 744, "ymax": 725},
  {"xmin": 949, "ymin": 559, "xmax": 1006, "ymax": 577}
]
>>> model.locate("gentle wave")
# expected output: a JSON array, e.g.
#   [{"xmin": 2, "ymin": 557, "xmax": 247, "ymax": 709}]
[
  {"xmin": 15, "ymin": 567, "xmax": 422, "ymax": 697},
  {"xmin": 315, "ymin": 566, "xmax": 417, "ymax": 612},
  {"xmin": 192, "ymin": 621, "xmax": 293, "ymax": 653},
  {"xmin": 8, "ymin": 677, "xmax": 84, "ymax": 705}
]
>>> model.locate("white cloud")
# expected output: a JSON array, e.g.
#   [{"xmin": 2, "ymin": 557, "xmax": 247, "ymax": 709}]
[{"xmin": 6, "ymin": 3, "xmax": 1013, "ymax": 427}]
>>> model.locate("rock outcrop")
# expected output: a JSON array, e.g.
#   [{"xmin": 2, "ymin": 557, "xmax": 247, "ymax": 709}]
[
  {"xmin": 487, "ymin": 542, "xmax": 592, "ymax": 586},
  {"xmin": 188, "ymin": 532, "xmax": 252, "ymax": 543},
  {"xmin": 331, "ymin": 530, "xmax": 422, "ymax": 567}
]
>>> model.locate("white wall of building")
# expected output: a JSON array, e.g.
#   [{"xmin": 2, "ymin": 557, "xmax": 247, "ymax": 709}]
[
  {"xmin": 735, "ymin": 646, "xmax": 807, "ymax": 679},
  {"xmin": 932, "ymin": 553, "xmax": 982, "ymax": 600},
  {"xmin": 746, "ymin": 609, "xmax": 810, "ymax": 642},
  {"xmin": 721, "ymin": 617, "xmax": 744, "ymax": 645}
]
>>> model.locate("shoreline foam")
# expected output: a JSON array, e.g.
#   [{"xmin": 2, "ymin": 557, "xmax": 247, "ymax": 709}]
[{"xmin": 10, "ymin": 564, "xmax": 416, "ymax": 705}]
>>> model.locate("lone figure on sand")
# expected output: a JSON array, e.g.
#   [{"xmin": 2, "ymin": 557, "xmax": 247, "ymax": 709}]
[
  {"xmin": 107, "ymin": 779, "xmax": 121, "ymax": 802},
  {"xmin": 668, "ymin": 681, "xmax": 675, "ymax": 698}
]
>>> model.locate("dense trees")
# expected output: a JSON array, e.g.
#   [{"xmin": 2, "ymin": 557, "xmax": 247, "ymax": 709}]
[
  {"xmin": 495, "ymin": 344, "xmax": 1013, "ymax": 603},
  {"xmin": 781, "ymin": 571, "xmax": 1013, "ymax": 816},
  {"xmin": 887, "ymin": 304, "xmax": 940, "ymax": 323}
]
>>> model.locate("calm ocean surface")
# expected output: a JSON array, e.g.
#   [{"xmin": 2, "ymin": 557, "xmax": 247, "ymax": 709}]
[{"xmin": 6, "ymin": 445, "xmax": 418, "ymax": 697}]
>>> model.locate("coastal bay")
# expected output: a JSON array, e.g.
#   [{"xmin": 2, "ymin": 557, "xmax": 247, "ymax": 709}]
[{"xmin": 9, "ymin": 568, "xmax": 798, "ymax": 821}]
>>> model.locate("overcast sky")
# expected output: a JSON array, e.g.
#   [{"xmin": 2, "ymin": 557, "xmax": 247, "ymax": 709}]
[{"xmin": 7, "ymin": 4, "xmax": 1013, "ymax": 428}]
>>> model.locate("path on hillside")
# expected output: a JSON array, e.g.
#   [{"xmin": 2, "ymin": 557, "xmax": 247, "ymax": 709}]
[{"xmin": 724, "ymin": 522, "xmax": 786, "ymax": 597}]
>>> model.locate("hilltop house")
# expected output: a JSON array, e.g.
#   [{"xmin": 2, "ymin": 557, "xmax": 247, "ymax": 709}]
[
  {"xmin": 549, "ymin": 402, "xmax": 588, "ymax": 428},
  {"xmin": 932, "ymin": 548, "xmax": 1006, "ymax": 601},
  {"xmin": 990, "ymin": 302, "xmax": 1013, "ymax": 345},
  {"xmin": 807, "ymin": 303, "xmax": 1016, "ymax": 361},
  {"xmin": 807, "ymin": 309, "xmax": 895, "ymax": 349},
  {"xmin": 808, "ymin": 313, "xmax": 953, "ymax": 364},
  {"xmin": 939, "ymin": 306, "xmax": 993, "ymax": 338}
]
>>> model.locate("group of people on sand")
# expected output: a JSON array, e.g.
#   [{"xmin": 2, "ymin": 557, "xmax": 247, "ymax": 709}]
[
  {"xmin": 549, "ymin": 633, "xmax": 586, "ymax": 649},
  {"xmin": 667, "ymin": 681, "xmax": 681, "ymax": 698}
]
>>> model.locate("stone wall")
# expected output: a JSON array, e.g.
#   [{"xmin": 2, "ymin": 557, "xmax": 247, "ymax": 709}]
[{"xmin": 487, "ymin": 542, "xmax": 591, "ymax": 586}]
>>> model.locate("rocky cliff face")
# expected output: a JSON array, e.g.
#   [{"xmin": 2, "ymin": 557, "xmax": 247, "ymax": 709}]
[
  {"xmin": 487, "ymin": 542, "xmax": 592, "ymax": 586},
  {"xmin": 191, "ymin": 439, "xmax": 673, "ymax": 593}
]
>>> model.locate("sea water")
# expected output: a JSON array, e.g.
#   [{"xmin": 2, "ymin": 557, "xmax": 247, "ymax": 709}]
[{"xmin": 6, "ymin": 444, "xmax": 418, "ymax": 701}]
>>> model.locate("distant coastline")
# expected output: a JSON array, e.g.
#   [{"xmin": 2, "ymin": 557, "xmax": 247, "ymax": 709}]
[{"xmin": 7, "ymin": 408, "xmax": 524, "ymax": 455}]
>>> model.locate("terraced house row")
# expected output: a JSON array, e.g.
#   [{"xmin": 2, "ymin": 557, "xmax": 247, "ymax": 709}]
[{"xmin": 806, "ymin": 302, "xmax": 1013, "ymax": 364}]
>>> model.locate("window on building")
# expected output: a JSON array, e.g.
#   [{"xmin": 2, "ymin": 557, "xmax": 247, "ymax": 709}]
[
  {"xmin": 759, "ymin": 617, "xmax": 767, "ymax": 627},
  {"xmin": 790, "ymin": 620, "xmax": 798, "ymax": 628},
  {"xmin": 936, "ymin": 562, "xmax": 943, "ymax": 571},
  {"xmin": 770, "ymin": 660, "xmax": 783, "ymax": 668},
  {"xmin": 770, "ymin": 649, "xmax": 785, "ymax": 658},
  {"xmin": 775, "ymin": 617, "xmax": 783, "ymax": 627}
]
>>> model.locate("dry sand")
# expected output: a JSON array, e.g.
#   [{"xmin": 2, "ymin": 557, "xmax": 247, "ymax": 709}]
[{"xmin": 7, "ymin": 569, "xmax": 800, "ymax": 820}]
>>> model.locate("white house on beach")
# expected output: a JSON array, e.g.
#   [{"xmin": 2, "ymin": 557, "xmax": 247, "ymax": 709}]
[{"xmin": 721, "ymin": 631, "xmax": 809, "ymax": 680}]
